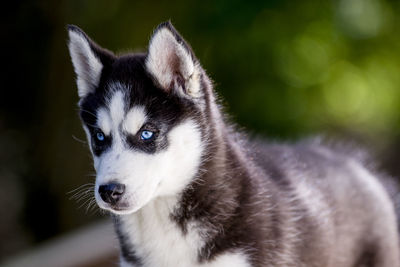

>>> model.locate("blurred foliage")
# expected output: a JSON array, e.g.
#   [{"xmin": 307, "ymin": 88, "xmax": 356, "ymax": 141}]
[{"xmin": 2, "ymin": 0, "xmax": 400, "ymax": 260}]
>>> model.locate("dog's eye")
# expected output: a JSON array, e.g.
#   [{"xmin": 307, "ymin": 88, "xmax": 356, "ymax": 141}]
[
  {"xmin": 96, "ymin": 131, "xmax": 105, "ymax": 141},
  {"xmin": 140, "ymin": 130, "xmax": 154, "ymax": 140}
]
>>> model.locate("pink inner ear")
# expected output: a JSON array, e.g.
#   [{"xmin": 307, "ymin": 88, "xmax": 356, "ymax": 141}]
[
  {"xmin": 146, "ymin": 28, "xmax": 194, "ymax": 93},
  {"xmin": 169, "ymin": 73, "xmax": 186, "ymax": 94}
]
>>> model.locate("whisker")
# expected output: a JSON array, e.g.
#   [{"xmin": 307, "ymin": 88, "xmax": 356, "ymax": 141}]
[
  {"xmin": 79, "ymin": 109, "xmax": 98, "ymax": 118},
  {"xmin": 88, "ymin": 205, "xmax": 101, "ymax": 216},
  {"xmin": 67, "ymin": 183, "xmax": 96, "ymax": 208},
  {"xmin": 67, "ymin": 183, "xmax": 95, "ymax": 195},
  {"xmin": 69, "ymin": 186, "xmax": 94, "ymax": 199},
  {"xmin": 72, "ymin": 135, "xmax": 87, "ymax": 144},
  {"xmin": 86, "ymin": 199, "xmax": 98, "ymax": 214},
  {"xmin": 71, "ymin": 188, "xmax": 95, "ymax": 200},
  {"xmin": 70, "ymin": 188, "xmax": 94, "ymax": 199},
  {"xmin": 78, "ymin": 197, "xmax": 95, "ymax": 210},
  {"xmin": 73, "ymin": 192, "xmax": 94, "ymax": 202}
]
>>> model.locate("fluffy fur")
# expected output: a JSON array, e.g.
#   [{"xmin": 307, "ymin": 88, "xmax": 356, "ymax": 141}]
[{"xmin": 68, "ymin": 22, "xmax": 400, "ymax": 267}]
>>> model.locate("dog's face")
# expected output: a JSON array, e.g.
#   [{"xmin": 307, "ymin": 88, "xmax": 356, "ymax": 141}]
[{"xmin": 68, "ymin": 23, "xmax": 207, "ymax": 214}]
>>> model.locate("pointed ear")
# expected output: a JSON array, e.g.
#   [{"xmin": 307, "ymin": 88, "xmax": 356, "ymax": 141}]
[
  {"xmin": 145, "ymin": 22, "xmax": 202, "ymax": 97},
  {"xmin": 67, "ymin": 25, "xmax": 114, "ymax": 98}
]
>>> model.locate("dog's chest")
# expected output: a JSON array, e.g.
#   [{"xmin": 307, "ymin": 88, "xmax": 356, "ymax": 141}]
[
  {"xmin": 118, "ymin": 199, "xmax": 251, "ymax": 267},
  {"xmin": 119, "ymin": 199, "xmax": 203, "ymax": 266}
]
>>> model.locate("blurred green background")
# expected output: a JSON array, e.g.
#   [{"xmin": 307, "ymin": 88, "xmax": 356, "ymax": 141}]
[{"xmin": 2, "ymin": 0, "xmax": 400, "ymax": 261}]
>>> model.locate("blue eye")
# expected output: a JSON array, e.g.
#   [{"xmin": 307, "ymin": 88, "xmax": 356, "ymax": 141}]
[
  {"xmin": 141, "ymin": 130, "xmax": 154, "ymax": 140},
  {"xmin": 96, "ymin": 132, "xmax": 105, "ymax": 141}
]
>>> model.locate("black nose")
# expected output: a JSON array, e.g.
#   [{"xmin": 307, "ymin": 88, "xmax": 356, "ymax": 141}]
[{"xmin": 98, "ymin": 183, "xmax": 125, "ymax": 205}]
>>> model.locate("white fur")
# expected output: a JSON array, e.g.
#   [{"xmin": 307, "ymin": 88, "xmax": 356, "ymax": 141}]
[
  {"xmin": 119, "ymin": 197, "xmax": 250, "ymax": 267},
  {"xmin": 68, "ymin": 30, "xmax": 103, "ymax": 98},
  {"xmin": 187, "ymin": 64, "xmax": 202, "ymax": 98},
  {"xmin": 123, "ymin": 107, "xmax": 147, "ymax": 135},
  {"xmin": 146, "ymin": 27, "xmax": 201, "ymax": 98},
  {"xmin": 97, "ymin": 108, "xmax": 112, "ymax": 135},
  {"xmin": 153, "ymin": 119, "xmax": 204, "ymax": 196},
  {"xmin": 94, "ymin": 116, "xmax": 203, "ymax": 214},
  {"xmin": 207, "ymin": 252, "xmax": 251, "ymax": 267},
  {"xmin": 109, "ymin": 90, "xmax": 126, "ymax": 129}
]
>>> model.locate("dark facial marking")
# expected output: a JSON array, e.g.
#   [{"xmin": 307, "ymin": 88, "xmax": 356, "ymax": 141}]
[
  {"xmin": 124, "ymin": 122, "xmax": 160, "ymax": 154},
  {"xmin": 91, "ymin": 128, "xmax": 112, "ymax": 156},
  {"xmin": 79, "ymin": 54, "xmax": 201, "ymax": 156}
]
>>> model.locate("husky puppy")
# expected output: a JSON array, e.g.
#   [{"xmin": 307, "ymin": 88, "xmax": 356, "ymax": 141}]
[{"xmin": 68, "ymin": 22, "xmax": 399, "ymax": 267}]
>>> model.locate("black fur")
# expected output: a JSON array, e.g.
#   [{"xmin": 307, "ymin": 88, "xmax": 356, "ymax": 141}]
[{"xmin": 112, "ymin": 215, "xmax": 143, "ymax": 266}]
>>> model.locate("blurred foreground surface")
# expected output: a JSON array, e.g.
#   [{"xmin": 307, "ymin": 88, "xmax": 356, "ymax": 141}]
[
  {"xmin": 2, "ymin": 0, "xmax": 400, "ymax": 265},
  {"xmin": 1, "ymin": 220, "xmax": 118, "ymax": 267}
]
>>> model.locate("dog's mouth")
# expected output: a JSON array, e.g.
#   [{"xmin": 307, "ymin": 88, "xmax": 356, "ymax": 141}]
[
  {"xmin": 95, "ymin": 192, "xmax": 147, "ymax": 215},
  {"xmin": 109, "ymin": 202, "xmax": 130, "ymax": 211},
  {"xmin": 98, "ymin": 201, "xmax": 139, "ymax": 215},
  {"xmin": 112, "ymin": 205, "xmax": 128, "ymax": 211}
]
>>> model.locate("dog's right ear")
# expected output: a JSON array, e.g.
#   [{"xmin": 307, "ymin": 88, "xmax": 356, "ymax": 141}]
[
  {"xmin": 146, "ymin": 22, "xmax": 203, "ymax": 98},
  {"xmin": 67, "ymin": 25, "xmax": 115, "ymax": 98}
]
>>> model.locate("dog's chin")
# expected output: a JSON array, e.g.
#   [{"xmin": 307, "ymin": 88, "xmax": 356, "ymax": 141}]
[{"xmin": 97, "ymin": 202, "xmax": 143, "ymax": 215}]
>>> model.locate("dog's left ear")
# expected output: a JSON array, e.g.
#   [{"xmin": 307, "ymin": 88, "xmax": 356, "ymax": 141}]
[
  {"xmin": 146, "ymin": 22, "xmax": 202, "ymax": 98},
  {"xmin": 67, "ymin": 25, "xmax": 115, "ymax": 98}
]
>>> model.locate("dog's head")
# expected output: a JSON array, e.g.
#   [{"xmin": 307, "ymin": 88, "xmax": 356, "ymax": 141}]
[{"xmin": 68, "ymin": 22, "xmax": 211, "ymax": 215}]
